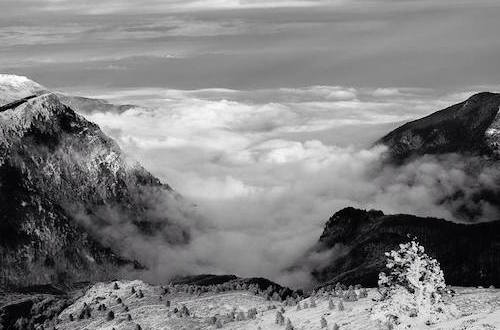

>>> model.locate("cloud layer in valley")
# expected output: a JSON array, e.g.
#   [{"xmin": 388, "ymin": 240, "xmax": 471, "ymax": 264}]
[{"xmin": 72, "ymin": 85, "xmax": 500, "ymax": 288}]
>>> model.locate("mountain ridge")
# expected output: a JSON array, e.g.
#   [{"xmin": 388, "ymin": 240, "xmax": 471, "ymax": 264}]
[
  {"xmin": 310, "ymin": 207, "xmax": 500, "ymax": 288},
  {"xmin": 377, "ymin": 92, "xmax": 500, "ymax": 160},
  {"xmin": 0, "ymin": 88, "xmax": 189, "ymax": 287}
]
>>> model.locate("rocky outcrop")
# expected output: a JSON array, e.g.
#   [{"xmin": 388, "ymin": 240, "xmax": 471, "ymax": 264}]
[
  {"xmin": 0, "ymin": 89, "xmax": 189, "ymax": 286},
  {"xmin": 311, "ymin": 207, "xmax": 500, "ymax": 287},
  {"xmin": 378, "ymin": 92, "xmax": 500, "ymax": 160}
]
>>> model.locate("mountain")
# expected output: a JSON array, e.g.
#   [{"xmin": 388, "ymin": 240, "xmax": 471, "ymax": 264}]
[
  {"xmin": 377, "ymin": 92, "xmax": 500, "ymax": 160},
  {"xmin": 0, "ymin": 74, "xmax": 46, "ymax": 104},
  {"xmin": 310, "ymin": 207, "xmax": 500, "ymax": 287},
  {"xmin": 0, "ymin": 76, "xmax": 190, "ymax": 287}
]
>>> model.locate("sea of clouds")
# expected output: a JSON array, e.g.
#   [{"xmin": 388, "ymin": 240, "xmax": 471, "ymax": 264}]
[{"xmin": 76, "ymin": 85, "xmax": 500, "ymax": 287}]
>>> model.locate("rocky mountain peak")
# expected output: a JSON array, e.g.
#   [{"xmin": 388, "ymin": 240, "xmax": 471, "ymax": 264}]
[
  {"xmin": 378, "ymin": 92, "xmax": 500, "ymax": 160},
  {"xmin": 0, "ymin": 78, "xmax": 189, "ymax": 286},
  {"xmin": 0, "ymin": 74, "xmax": 46, "ymax": 104}
]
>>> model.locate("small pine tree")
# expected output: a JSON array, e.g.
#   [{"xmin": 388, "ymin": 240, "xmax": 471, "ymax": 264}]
[
  {"xmin": 371, "ymin": 240, "xmax": 455, "ymax": 328},
  {"xmin": 328, "ymin": 298, "xmax": 335, "ymax": 310},
  {"xmin": 113, "ymin": 283, "xmax": 119, "ymax": 290},
  {"xmin": 106, "ymin": 310, "xmax": 115, "ymax": 321},
  {"xmin": 285, "ymin": 318, "xmax": 294, "ymax": 330},
  {"xmin": 310, "ymin": 298, "xmax": 317, "ymax": 308},
  {"xmin": 344, "ymin": 286, "xmax": 358, "ymax": 302},
  {"xmin": 131, "ymin": 287, "xmax": 136, "ymax": 294},
  {"xmin": 247, "ymin": 307, "xmax": 258, "ymax": 319},
  {"xmin": 320, "ymin": 316, "xmax": 327, "ymax": 328},
  {"xmin": 275, "ymin": 310, "xmax": 285, "ymax": 325},
  {"xmin": 68, "ymin": 313, "xmax": 73, "ymax": 321},
  {"xmin": 296, "ymin": 302, "xmax": 301, "ymax": 311},
  {"xmin": 127, "ymin": 314, "xmax": 132, "ymax": 321},
  {"xmin": 338, "ymin": 301, "xmax": 345, "ymax": 311},
  {"xmin": 359, "ymin": 288, "xmax": 368, "ymax": 298},
  {"xmin": 180, "ymin": 304, "xmax": 190, "ymax": 317}
]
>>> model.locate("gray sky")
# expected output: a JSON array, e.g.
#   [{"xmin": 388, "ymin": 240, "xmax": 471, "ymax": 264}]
[{"xmin": 2, "ymin": 0, "xmax": 500, "ymax": 92}]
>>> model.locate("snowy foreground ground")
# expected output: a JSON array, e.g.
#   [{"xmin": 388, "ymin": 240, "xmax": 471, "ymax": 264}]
[{"xmin": 56, "ymin": 280, "xmax": 500, "ymax": 330}]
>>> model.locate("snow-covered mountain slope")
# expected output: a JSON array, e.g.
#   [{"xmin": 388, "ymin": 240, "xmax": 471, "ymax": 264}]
[
  {"xmin": 41, "ymin": 280, "xmax": 500, "ymax": 330},
  {"xmin": 0, "ymin": 74, "xmax": 46, "ymax": 104},
  {"xmin": 0, "ymin": 77, "xmax": 191, "ymax": 287},
  {"xmin": 378, "ymin": 92, "xmax": 500, "ymax": 160}
]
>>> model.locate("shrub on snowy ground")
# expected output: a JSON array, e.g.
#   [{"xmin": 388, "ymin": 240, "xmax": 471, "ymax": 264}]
[
  {"xmin": 344, "ymin": 286, "xmax": 358, "ymax": 302},
  {"xmin": 328, "ymin": 298, "xmax": 335, "ymax": 310},
  {"xmin": 371, "ymin": 240, "xmax": 456, "ymax": 328},
  {"xmin": 275, "ymin": 310, "xmax": 285, "ymax": 325},
  {"xmin": 247, "ymin": 307, "xmax": 258, "ymax": 319},
  {"xmin": 285, "ymin": 318, "xmax": 294, "ymax": 330},
  {"xmin": 359, "ymin": 288, "xmax": 368, "ymax": 298},
  {"xmin": 332, "ymin": 323, "xmax": 340, "ymax": 330},
  {"xmin": 320, "ymin": 316, "xmax": 328, "ymax": 328},
  {"xmin": 106, "ymin": 310, "xmax": 114, "ymax": 321},
  {"xmin": 338, "ymin": 301, "xmax": 345, "ymax": 311}
]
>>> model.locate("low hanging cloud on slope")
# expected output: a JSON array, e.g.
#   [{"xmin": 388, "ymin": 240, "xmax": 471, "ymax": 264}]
[{"xmin": 70, "ymin": 85, "xmax": 500, "ymax": 287}]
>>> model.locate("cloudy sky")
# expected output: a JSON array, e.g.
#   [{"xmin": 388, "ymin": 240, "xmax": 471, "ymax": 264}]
[
  {"xmin": 3, "ymin": 0, "xmax": 500, "ymax": 91},
  {"xmin": 2, "ymin": 0, "xmax": 500, "ymax": 286}
]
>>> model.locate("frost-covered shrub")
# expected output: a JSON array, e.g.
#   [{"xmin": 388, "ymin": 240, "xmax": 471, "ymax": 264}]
[
  {"xmin": 344, "ymin": 286, "xmax": 358, "ymax": 302},
  {"xmin": 371, "ymin": 241, "xmax": 455, "ymax": 328},
  {"xmin": 247, "ymin": 307, "xmax": 258, "ymax": 319},
  {"xmin": 275, "ymin": 310, "xmax": 285, "ymax": 325},
  {"xmin": 320, "ymin": 316, "xmax": 328, "ymax": 328}
]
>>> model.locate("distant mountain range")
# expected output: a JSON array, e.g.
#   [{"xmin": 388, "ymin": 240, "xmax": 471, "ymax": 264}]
[{"xmin": 0, "ymin": 76, "xmax": 190, "ymax": 286}]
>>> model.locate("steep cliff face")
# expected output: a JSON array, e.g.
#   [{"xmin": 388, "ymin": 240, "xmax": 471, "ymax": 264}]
[
  {"xmin": 378, "ymin": 92, "xmax": 500, "ymax": 160},
  {"xmin": 311, "ymin": 207, "xmax": 500, "ymax": 287},
  {"xmin": 0, "ymin": 86, "xmax": 189, "ymax": 286}
]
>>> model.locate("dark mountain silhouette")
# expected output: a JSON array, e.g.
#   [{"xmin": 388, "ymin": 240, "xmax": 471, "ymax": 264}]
[
  {"xmin": 310, "ymin": 207, "xmax": 500, "ymax": 288},
  {"xmin": 378, "ymin": 92, "xmax": 500, "ymax": 161}
]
